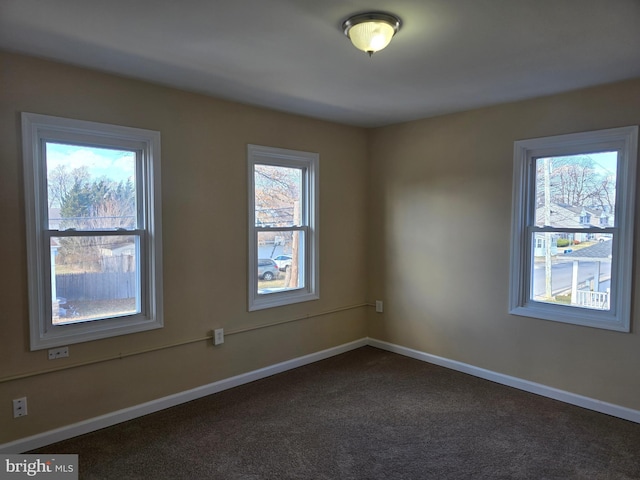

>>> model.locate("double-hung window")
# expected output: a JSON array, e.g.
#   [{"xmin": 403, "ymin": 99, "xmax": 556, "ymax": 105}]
[
  {"xmin": 248, "ymin": 145, "xmax": 319, "ymax": 310},
  {"xmin": 22, "ymin": 113, "xmax": 163, "ymax": 349},
  {"xmin": 509, "ymin": 126, "xmax": 637, "ymax": 331}
]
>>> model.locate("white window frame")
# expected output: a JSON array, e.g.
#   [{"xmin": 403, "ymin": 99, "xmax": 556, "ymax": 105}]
[
  {"xmin": 22, "ymin": 113, "xmax": 163, "ymax": 350},
  {"xmin": 248, "ymin": 145, "xmax": 319, "ymax": 311},
  {"xmin": 509, "ymin": 126, "xmax": 637, "ymax": 331}
]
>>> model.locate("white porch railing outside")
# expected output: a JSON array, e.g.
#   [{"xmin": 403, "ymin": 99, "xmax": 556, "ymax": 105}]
[{"xmin": 575, "ymin": 289, "xmax": 610, "ymax": 310}]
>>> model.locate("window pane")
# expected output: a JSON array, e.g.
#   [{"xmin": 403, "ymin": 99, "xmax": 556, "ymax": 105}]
[
  {"xmin": 257, "ymin": 230, "xmax": 305, "ymax": 294},
  {"xmin": 46, "ymin": 143, "xmax": 137, "ymax": 230},
  {"xmin": 51, "ymin": 235, "xmax": 140, "ymax": 324},
  {"xmin": 534, "ymin": 152, "xmax": 617, "ymax": 228},
  {"xmin": 530, "ymin": 232, "xmax": 612, "ymax": 310},
  {"xmin": 254, "ymin": 165, "xmax": 302, "ymax": 227}
]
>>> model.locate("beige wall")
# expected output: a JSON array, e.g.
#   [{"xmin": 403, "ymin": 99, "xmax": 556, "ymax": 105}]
[
  {"xmin": 0, "ymin": 51, "xmax": 369, "ymax": 444},
  {"xmin": 368, "ymin": 79, "xmax": 640, "ymax": 411}
]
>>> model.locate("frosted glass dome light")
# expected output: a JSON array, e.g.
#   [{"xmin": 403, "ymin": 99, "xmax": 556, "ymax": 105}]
[{"xmin": 342, "ymin": 12, "xmax": 402, "ymax": 56}]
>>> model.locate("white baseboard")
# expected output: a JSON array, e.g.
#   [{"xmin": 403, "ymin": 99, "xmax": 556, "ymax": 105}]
[
  {"xmin": 4, "ymin": 336, "xmax": 638, "ymax": 453},
  {"xmin": 368, "ymin": 338, "xmax": 640, "ymax": 424},
  {"xmin": 0, "ymin": 338, "xmax": 368, "ymax": 453}
]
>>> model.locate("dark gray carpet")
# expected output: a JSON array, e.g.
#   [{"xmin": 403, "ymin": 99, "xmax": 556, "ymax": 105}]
[{"xmin": 33, "ymin": 346, "xmax": 640, "ymax": 479}]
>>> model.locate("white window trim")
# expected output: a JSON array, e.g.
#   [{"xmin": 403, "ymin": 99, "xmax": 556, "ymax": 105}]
[
  {"xmin": 509, "ymin": 126, "xmax": 637, "ymax": 332},
  {"xmin": 22, "ymin": 113, "xmax": 163, "ymax": 350},
  {"xmin": 247, "ymin": 145, "xmax": 319, "ymax": 311}
]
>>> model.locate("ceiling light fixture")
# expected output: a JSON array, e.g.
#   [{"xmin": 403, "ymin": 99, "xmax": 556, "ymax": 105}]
[{"xmin": 342, "ymin": 12, "xmax": 402, "ymax": 56}]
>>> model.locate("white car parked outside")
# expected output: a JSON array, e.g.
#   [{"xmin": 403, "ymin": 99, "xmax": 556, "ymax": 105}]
[{"xmin": 272, "ymin": 254, "xmax": 292, "ymax": 272}]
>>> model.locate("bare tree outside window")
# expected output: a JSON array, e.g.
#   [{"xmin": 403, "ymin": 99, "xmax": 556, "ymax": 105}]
[{"xmin": 535, "ymin": 155, "xmax": 616, "ymax": 213}]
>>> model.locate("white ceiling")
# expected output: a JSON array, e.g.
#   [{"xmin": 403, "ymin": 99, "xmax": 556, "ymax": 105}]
[{"xmin": 1, "ymin": 0, "xmax": 639, "ymax": 127}]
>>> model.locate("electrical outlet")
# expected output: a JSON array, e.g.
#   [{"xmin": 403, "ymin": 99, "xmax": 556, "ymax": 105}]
[
  {"xmin": 214, "ymin": 328, "xmax": 224, "ymax": 346},
  {"xmin": 48, "ymin": 346, "xmax": 69, "ymax": 360},
  {"xmin": 375, "ymin": 300, "xmax": 384, "ymax": 313},
  {"xmin": 13, "ymin": 397, "xmax": 27, "ymax": 418}
]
